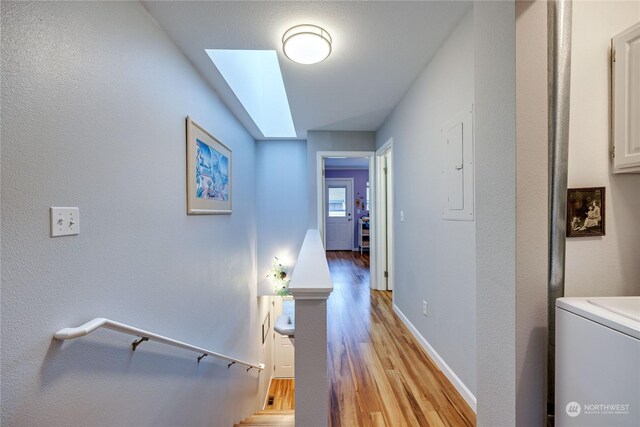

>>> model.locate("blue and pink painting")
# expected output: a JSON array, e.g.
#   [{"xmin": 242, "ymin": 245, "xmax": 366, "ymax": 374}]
[{"xmin": 195, "ymin": 138, "xmax": 229, "ymax": 201}]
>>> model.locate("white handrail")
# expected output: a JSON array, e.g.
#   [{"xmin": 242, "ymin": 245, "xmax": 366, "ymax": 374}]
[{"xmin": 54, "ymin": 318, "xmax": 264, "ymax": 371}]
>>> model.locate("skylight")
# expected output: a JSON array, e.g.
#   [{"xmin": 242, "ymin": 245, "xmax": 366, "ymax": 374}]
[{"xmin": 205, "ymin": 49, "xmax": 296, "ymax": 138}]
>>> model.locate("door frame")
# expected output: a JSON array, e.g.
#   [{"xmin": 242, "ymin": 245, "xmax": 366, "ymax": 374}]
[
  {"xmin": 325, "ymin": 177, "xmax": 355, "ymax": 251},
  {"xmin": 316, "ymin": 151, "xmax": 376, "ymax": 289},
  {"xmin": 375, "ymin": 138, "xmax": 394, "ymax": 291}
]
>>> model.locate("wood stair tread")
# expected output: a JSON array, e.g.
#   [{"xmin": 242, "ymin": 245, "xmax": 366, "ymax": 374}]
[
  {"xmin": 240, "ymin": 416, "xmax": 294, "ymax": 422},
  {"xmin": 234, "ymin": 412, "xmax": 294, "ymax": 427},
  {"xmin": 234, "ymin": 424, "xmax": 294, "ymax": 427},
  {"xmin": 234, "ymin": 423, "xmax": 294, "ymax": 426},
  {"xmin": 255, "ymin": 410, "xmax": 294, "ymax": 415}
]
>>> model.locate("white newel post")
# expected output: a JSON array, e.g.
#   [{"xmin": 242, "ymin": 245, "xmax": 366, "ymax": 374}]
[{"xmin": 289, "ymin": 230, "xmax": 333, "ymax": 427}]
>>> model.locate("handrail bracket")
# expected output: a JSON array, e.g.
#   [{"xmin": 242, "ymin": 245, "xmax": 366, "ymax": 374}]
[
  {"xmin": 131, "ymin": 337, "xmax": 149, "ymax": 351},
  {"xmin": 197, "ymin": 353, "xmax": 208, "ymax": 363}
]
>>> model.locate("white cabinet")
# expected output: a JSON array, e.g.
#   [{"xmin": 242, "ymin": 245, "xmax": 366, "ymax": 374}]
[
  {"xmin": 556, "ymin": 298, "xmax": 640, "ymax": 426},
  {"xmin": 612, "ymin": 22, "xmax": 640, "ymax": 173}
]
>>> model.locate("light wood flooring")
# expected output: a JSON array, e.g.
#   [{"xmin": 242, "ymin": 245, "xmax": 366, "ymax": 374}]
[
  {"xmin": 326, "ymin": 251, "xmax": 475, "ymax": 427},
  {"xmin": 264, "ymin": 379, "xmax": 295, "ymax": 411}
]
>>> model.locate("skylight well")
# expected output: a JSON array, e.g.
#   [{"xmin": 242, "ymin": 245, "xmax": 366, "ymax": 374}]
[{"xmin": 205, "ymin": 49, "xmax": 296, "ymax": 138}]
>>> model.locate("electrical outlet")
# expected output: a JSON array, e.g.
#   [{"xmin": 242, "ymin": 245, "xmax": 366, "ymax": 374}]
[
  {"xmin": 400, "ymin": 210, "xmax": 405, "ymax": 222},
  {"xmin": 422, "ymin": 300, "xmax": 428, "ymax": 316}
]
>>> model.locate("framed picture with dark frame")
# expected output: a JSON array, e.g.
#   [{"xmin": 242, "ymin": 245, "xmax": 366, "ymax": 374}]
[
  {"xmin": 186, "ymin": 116, "xmax": 232, "ymax": 214},
  {"xmin": 566, "ymin": 187, "xmax": 605, "ymax": 237},
  {"xmin": 262, "ymin": 312, "xmax": 270, "ymax": 344}
]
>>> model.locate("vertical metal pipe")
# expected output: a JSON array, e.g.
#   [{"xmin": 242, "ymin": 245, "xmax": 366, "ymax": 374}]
[{"xmin": 547, "ymin": 0, "xmax": 572, "ymax": 423}]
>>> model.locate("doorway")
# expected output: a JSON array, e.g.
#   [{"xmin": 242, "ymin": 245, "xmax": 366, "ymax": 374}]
[
  {"xmin": 375, "ymin": 139, "xmax": 394, "ymax": 291},
  {"xmin": 317, "ymin": 151, "xmax": 376, "ymax": 287},
  {"xmin": 325, "ymin": 178, "xmax": 354, "ymax": 250},
  {"xmin": 273, "ymin": 296, "xmax": 294, "ymax": 378}
]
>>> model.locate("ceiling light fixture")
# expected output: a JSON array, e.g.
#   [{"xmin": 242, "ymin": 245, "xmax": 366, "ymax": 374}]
[{"xmin": 282, "ymin": 24, "xmax": 332, "ymax": 65}]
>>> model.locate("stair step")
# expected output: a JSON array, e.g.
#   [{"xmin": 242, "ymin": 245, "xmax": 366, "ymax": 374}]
[
  {"xmin": 240, "ymin": 415, "xmax": 294, "ymax": 423},
  {"xmin": 234, "ymin": 423, "xmax": 294, "ymax": 426},
  {"xmin": 234, "ymin": 409, "xmax": 295, "ymax": 427},
  {"xmin": 234, "ymin": 424, "xmax": 294, "ymax": 427}
]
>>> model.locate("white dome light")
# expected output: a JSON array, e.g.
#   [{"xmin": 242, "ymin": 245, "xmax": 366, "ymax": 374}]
[{"xmin": 282, "ymin": 24, "xmax": 332, "ymax": 65}]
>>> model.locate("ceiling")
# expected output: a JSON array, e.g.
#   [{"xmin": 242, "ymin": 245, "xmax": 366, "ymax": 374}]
[{"xmin": 143, "ymin": 1, "xmax": 471, "ymax": 140}]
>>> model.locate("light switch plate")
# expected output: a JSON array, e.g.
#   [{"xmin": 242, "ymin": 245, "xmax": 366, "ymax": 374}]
[{"xmin": 50, "ymin": 207, "xmax": 79, "ymax": 237}]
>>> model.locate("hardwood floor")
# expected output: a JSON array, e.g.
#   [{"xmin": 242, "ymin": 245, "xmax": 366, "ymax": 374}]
[
  {"xmin": 264, "ymin": 379, "xmax": 295, "ymax": 411},
  {"xmin": 326, "ymin": 251, "xmax": 475, "ymax": 427}
]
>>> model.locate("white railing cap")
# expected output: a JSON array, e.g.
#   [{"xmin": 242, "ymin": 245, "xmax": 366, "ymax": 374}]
[{"xmin": 289, "ymin": 229, "xmax": 333, "ymax": 300}]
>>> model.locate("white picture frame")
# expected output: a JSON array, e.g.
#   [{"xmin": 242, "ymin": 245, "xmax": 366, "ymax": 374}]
[{"xmin": 186, "ymin": 117, "xmax": 232, "ymax": 214}]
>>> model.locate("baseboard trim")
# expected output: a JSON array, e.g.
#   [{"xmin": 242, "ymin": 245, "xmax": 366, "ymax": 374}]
[
  {"xmin": 393, "ymin": 303, "xmax": 477, "ymax": 413},
  {"xmin": 261, "ymin": 375, "xmax": 273, "ymax": 410}
]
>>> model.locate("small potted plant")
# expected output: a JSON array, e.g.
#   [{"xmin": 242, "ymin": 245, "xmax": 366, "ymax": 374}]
[{"xmin": 268, "ymin": 257, "xmax": 290, "ymax": 296}]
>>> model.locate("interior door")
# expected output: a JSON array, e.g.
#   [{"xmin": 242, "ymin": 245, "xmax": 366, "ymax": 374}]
[
  {"xmin": 376, "ymin": 144, "xmax": 394, "ymax": 292},
  {"xmin": 273, "ymin": 297, "xmax": 294, "ymax": 378},
  {"xmin": 380, "ymin": 152, "xmax": 394, "ymax": 291},
  {"xmin": 384, "ymin": 149, "xmax": 393, "ymax": 291},
  {"xmin": 325, "ymin": 178, "xmax": 354, "ymax": 250}
]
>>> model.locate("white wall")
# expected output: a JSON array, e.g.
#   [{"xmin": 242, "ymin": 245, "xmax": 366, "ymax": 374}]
[
  {"xmin": 375, "ymin": 10, "xmax": 477, "ymax": 400},
  {"xmin": 474, "ymin": 2, "xmax": 516, "ymax": 426},
  {"xmin": 1, "ymin": 2, "xmax": 270, "ymax": 426},
  {"xmin": 306, "ymin": 131, "xmax": 376, "ymax": 229},
  {"xmin": 565, "ymin": 0, "xmax": 640, "ymax": 297},
  {"xmin": 515, "ymin": 1, "xmax": 549, "ymax": 425},
  {"xmin": 493, "ymin": 3, "xmax": 640, "ymax": 425},
  {"xmin": 256, "ymin": 140, "xmax": 309, "ymax": 295}
]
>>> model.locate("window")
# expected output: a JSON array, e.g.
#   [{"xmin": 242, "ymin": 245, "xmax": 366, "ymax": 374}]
[{"xmin": 328, "ymin": 187, "xmax": 347, "ymax": 217}]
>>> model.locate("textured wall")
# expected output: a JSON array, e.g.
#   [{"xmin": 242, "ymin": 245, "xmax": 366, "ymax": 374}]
[
  {"xmin": 375, "ymin": 11, "xmax": 477, "ymax": 399},
  {"xmin": 256, "ymin": 140, "xmax": 309, "ymax": 295},
  {"xmin": 1, "ymin": 2, "xmax": 270, "ymax": 426},
  {"xmin": 306, "ymin": 131, "xmax": 376, "ymax": 229},
  {"xmin": 515, "ymin": 1, "xmax": 549, "ymax": 425},
  {"xmin": 565, "ymin": 0, "xmax": 640, "ymax": 297},
  {"xmin": 474, "ymin": 1, "xmax": 517, "ymax": 426},
  {"xmin": 513, "ymin": 3, "xmax": 640, "ymax": 424}
]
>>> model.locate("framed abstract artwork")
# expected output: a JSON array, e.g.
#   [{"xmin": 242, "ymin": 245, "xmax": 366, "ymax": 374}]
[
  {"xmin": 186, "ymin": 117, "xmax": 232, "ymax": 214},
  {"xmin": 566, "ymin": 187, "xmax": 605, "ymax": 237}
]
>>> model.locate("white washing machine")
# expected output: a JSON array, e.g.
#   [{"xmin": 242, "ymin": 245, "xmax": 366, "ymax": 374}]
[{"xmin": 556, "ymin": 297, "xmax": 640, "ymax": 426}]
